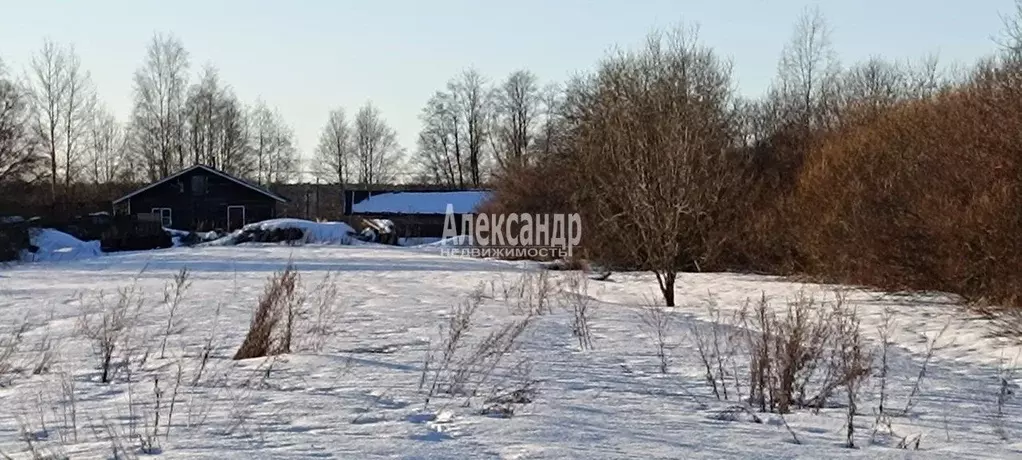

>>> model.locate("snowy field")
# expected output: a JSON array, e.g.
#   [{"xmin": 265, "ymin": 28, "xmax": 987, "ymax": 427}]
[{"xmin": 0, "ymin": 244, "xmax": 1021, "ymax": 459}]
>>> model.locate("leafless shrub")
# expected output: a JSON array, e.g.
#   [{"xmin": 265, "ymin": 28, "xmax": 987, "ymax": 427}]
[
  {"xmin": 737, "ymin": 290, "xmax": 870, "ymax": 417},
  {"xmin": 77, "ymin": 286, "xmax": 145, "ymax": 384},
  {"xmin": 165, "ymin": 360, "xmax": 184, "ymax": 440},
  {"xmin": 779, "ymin": 412, "xmax": 802, "ymax": 445},
  {"xmin": 745, "ymin": 294, "xmax": 775, "ymax": 412},
  {"xmin": 638, "ymin": 301, "xmax": 673, "ymax": 374},
  {"xmin": 481, "ymin": 359, "xmax": 539, "ymax": 418},
  {"xmin": 561, "ymin": 271, "xmax": 596, "ymax": 350},
  {"xmin": 0, "ymin": 318, "xmax": 29, "ymax": 385},
  {"xmin": 192, "ymin": 302, "xmax": 223, "ymax": 386},
  {"xmin": 58, "ymin": 371, "xmax": 78, "ymax": 443},
  {"xmin": 136, "ymin": 376, "xmax": 163, "ymax": 455},
  {"xmin": 453, "ymin": 316, "xmax": 533, "ymax": 402},
  {"xmin": 691, "ymin": 294, "xmax": 744, "ymax": 401},
  {"xmin": 420, "ymin": 288, "xmax": 482, "ymax": 409},
  {"xmin": 995, "ymin": 353, "xmax": 1018, "ymax": 441},
  {"xmin": 159, "ymin": 267, "xmax": 191, "ymax": 359},
  {"xmin": 871, "ymin": 307, "xmax": 896, "ymax": 443},
  {"xmin": 506, "ymin": 270, "xmax": 554, "ymax": 316},
  {"xmin": 12, "ymin": 416, "xmax": 69, "ymax": 460},
  {"xmin": 233, "ymin": 263, "xmax": 306, "ymax": 360},
  {"xmin": 304, "ymin": 270, "xmax": 345, "ymax": 352},
  {"xmin": 30, "ymin": 330, "xmax": 55, "ymax": 377},
  {"xmin": 102, "ymin": 418, "xmax": 140, "ymax": 460},
  {"xmin": 901, "ymin": 318, "xmax": 951, "ymax": 416},
  {"xmin": 834, "ymin": 304, "xmax": 873, "ymax": 448},
  {"xmin": 421, "ymin": 285, "xmax": 537, "ymax": 411},
  {"xmin": 772, "ymin": 290, "xmax": 833, "ymax": 414}
]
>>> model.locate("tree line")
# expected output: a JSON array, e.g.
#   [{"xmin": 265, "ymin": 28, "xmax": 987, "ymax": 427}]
[
  {"xmin": 0, "ymin": 32, "xmax": 413, "ymax": 205},
  {"xmin": 312, "ymin": 68, "xmax": 562, "ymax": 190},
  {"xmin": 484, "ymin": 3, "xmax": 1022, "ymax": 309}
]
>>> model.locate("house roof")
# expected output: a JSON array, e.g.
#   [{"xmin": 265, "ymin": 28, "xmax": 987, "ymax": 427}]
[
  {"xmin": 351, "ymin": 190, "xmax": 491, "ymax": 215},
  {"xmin": 112, "ymin": 164, "xmax": 289, "ymax": 204}
]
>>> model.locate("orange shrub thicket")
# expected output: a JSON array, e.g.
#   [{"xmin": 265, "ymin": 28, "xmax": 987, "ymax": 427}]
[
  {"xmin": 793, "ymin": 75, "xmax": 1022, "ymax": 305},
  {"xmin": 487, "ymin": 62, "xmax": 1022, "ymax": 309}
]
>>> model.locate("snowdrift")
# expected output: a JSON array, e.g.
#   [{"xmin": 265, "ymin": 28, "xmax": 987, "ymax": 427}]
[
  {"xmin": 21, "ymin": 228, "xmax": 102, "ymax": 262},
  {"xmin": 206, "ymin": 219, "xmax": 357, "ymax": 246}
]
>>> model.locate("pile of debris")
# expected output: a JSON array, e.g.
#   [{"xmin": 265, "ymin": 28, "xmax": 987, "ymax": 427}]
[{"xmin": 358, "ymin": 218, "xmax": 398, "ymax": 245}]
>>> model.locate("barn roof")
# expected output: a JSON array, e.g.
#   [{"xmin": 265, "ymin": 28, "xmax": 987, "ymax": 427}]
[
  {"xmin": 351, "ymin": 190, "xmax": 491, "ymax": 215},
  {"xmin": 112, "ymin": 164, "xmax": 289, "ymax": 204}
]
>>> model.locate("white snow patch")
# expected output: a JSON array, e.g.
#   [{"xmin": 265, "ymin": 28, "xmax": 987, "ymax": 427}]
[
  {"xmin": 20, "ymin": 228, "xmax": 102, "ymax": 262},
  {"xmin": 208, "ymin": 218, "xmax": 357, "ymax": 246}
]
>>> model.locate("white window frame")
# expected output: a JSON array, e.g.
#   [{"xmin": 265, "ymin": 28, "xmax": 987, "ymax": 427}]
[
  {"xmin": 227, "ymin": 205, "xmax": 246, "ymax": 230},
  {"xmin": 151, "ymin": 207, "xmax": 172, "ymax": 227}
]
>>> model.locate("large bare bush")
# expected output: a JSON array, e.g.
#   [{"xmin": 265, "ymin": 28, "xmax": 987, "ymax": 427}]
[{"xmin": 565, "ymin": 26, "xmax": 744, "ymax": 306}]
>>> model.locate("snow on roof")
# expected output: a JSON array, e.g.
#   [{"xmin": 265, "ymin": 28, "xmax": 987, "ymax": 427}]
[{"xmin": 352, "ymin": 191, "xmax": 491, "ymax": 215}]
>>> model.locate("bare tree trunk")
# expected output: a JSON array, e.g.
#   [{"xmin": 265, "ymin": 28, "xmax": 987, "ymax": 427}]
[{"xmin": 655, "ymin": 271, "xmax": 677, "ymax": 307}]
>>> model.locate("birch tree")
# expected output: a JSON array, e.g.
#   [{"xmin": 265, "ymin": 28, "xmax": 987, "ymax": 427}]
[
  {"xmin": 314, "ymin": 107, "xmax": 353, "ymax": 186},
  {"xmin": 184, "ymin": 65, "xmax": 250, "ymax": 175},
  {"xmin": 28, "ymin": 40, "xmax": 93, "ymax": 194},
  {"xmin": 353, "ymin": 102, "xmax": 401, "ymax": 186},
  {"xmin": 492, "ymin": 70, "xmax": 540, "ymax": 170},
  {"xmin": 129, "ymin": 33, "xmax": 189, "ymax": 181},
  {"xmin": 0, "ymin": 60, "xmax": 40, "ymax": 185},
  {"xmin": 86, "ymin": 105, "xmax": 126, "ymax": 183},
  {"xmin": 250, "ymin": 101, "xmax": 297, "ymax": 185}
]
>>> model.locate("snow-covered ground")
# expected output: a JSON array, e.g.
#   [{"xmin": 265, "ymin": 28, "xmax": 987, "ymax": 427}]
[{"xmin": 0, "ymin": 245, "xmax": 1020, "ymax": 459}]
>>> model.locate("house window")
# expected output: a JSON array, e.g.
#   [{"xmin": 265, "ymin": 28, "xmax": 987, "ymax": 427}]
[
  {"xmin": 192, "ymin": 175, "xmax": 208, "ymax": 196},
  {"xmin": 151, "ymin": 208, "xmax": 172, "ymax": 227}
]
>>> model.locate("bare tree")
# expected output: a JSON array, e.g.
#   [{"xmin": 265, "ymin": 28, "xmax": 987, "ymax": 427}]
[
  {"xmin": 414, "ymin": 69, "xmax": 491, "ymax": 188},
  {"xmin": 997, "ymin": 0, "xmax": 1022, "ymax": 62},
  {"xmin": 86, "ymin": 104, "xmax": 126, "ymax": 183},
  {"xmin": 904, "ymin": 54, "xmax": 944, "ymax": 99},
  {"xmin": 455, "ymin": 69, "xmax": 489, "ymax": 186},
  {"xmin": 129, "ymin": 33, "xmax": 189, "ymax": 181},
  {"xmin": 568, "ymin": 27, "xmax": 740, "ymax": 306},
  {"xmin": 250, "ymin": 101, "xmax": 297, "ymax": 185},
  {"xmin": 534, "ymin": 82, "xmax": 564, "ymax": 157},
  {"xmin": 28, "ymin": 40, "xmax": 67, "ymax": 198},
  {"xmin": 492, "ymin": 70, "xmax": 540, "ymax": 171},
  {"xmin": 183, "ymin": 65, "xmax": 250, "ymax": 176},
  {"xmin": 353, "ymin": 101, "xmax": 401, "ymax": 186},
  {"xmin": 314, "ymin": 108, "xmax": 353, "ymax": 186},
  {"xmin": 415, "ymin": 90, "xmax": 463, "ymax": 187},
  {"xmin": 777, "ymin": 6, "xmax": 840, "ymax": 130},
  {"xmin": 838, "ymin": 57, "xmax": 905, "ymax": 120},
  {"xmin": 0, "ymin": 60, "xmax": 41, "ymax": 185},
  {"xmin": 184, "ymin": 65, "xmax": 223, "ymax": 166},
  {"xmin": 59, "ymin": 46, "xmax": 95, "ymax": 188}
]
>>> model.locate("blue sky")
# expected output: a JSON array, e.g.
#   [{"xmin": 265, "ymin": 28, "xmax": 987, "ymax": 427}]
[{"xmin": 0, "ymin": 0, "xmax": 1015, "ymax": 170}]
